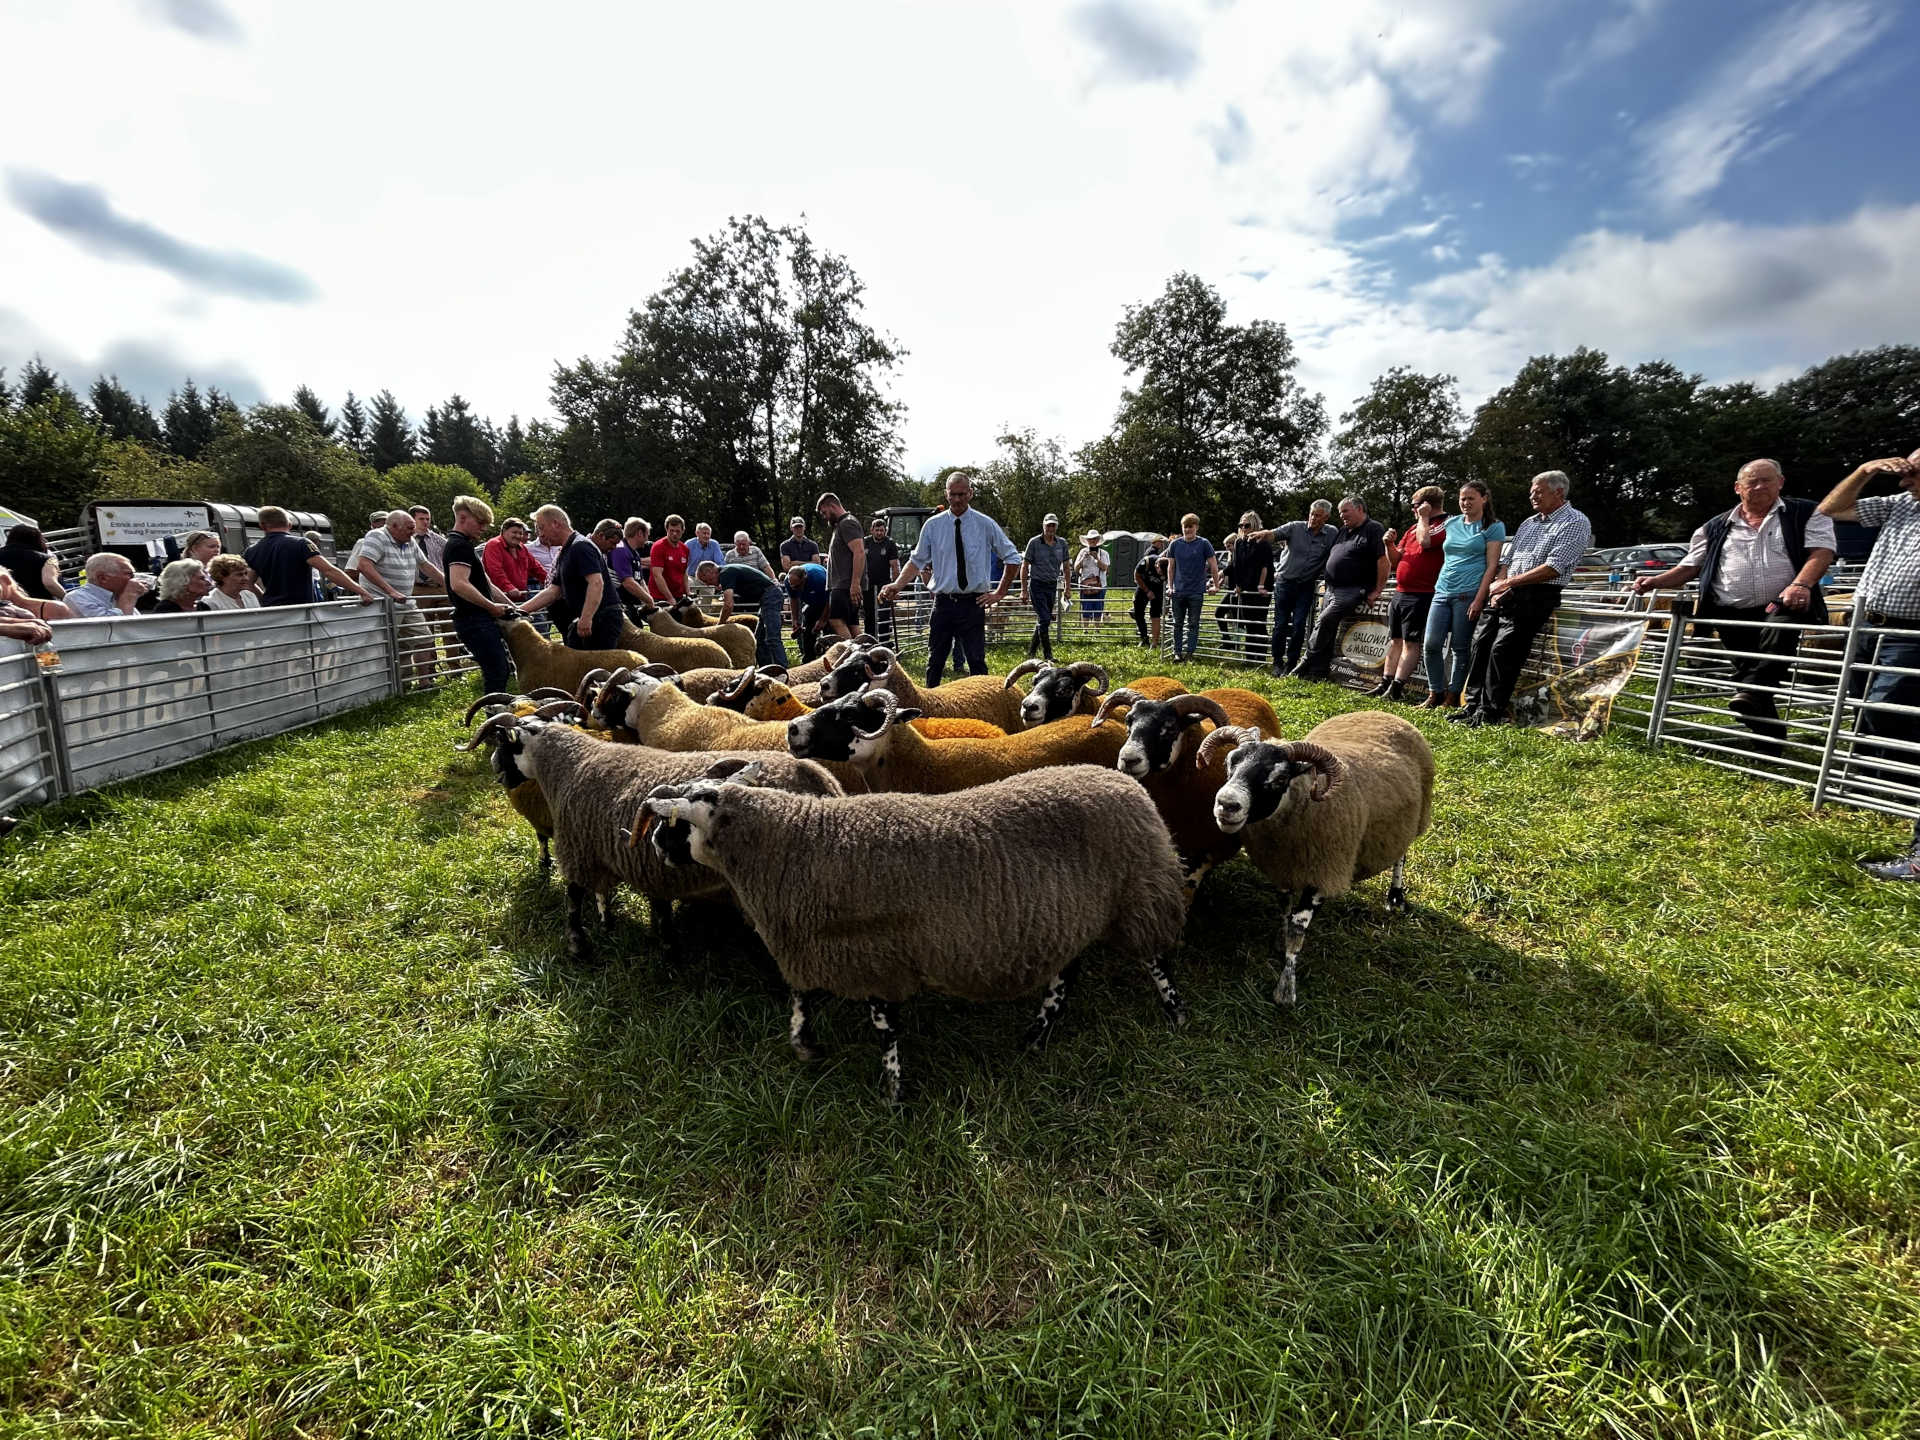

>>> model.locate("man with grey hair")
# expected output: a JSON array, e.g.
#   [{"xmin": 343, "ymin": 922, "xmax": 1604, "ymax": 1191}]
[
  {"xmin": 1634, "ymin": 458, "xmax": 1836, "ymax": 757},
  {"xmin": 1451, "ymin": 470, "xmax": 1593, "ymax": 727},
  {"xmin": 356, "ymin": 510, "xmax": 444, "ymax": 687},
  {"xmin": 730, "ymin": 530, "xmax": 776, "ymax": 578},
  {"xmin": 1291, "ymin": 496, "xmax": 1386, "ymax": 680},
  {"xmin": 1255, "ymin": 500, "xmax": 1336, "ymax": 674},
  {"xmin": 686, "ymin": 522, "xmax": 726, "ymax": 575},
  {"xmin": 64, "ymin": 553, "xmax": 151, "ymax": 618}
]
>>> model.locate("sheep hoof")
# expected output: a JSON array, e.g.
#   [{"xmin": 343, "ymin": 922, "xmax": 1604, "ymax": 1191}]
[
  {"xmin": 1167, "ymin": 1004, "xmax": 1190, "ymax": 1030},
  {"xmin": 791, "ymin": 1041, "xmax": 824, "ymax": 1063},
  {"xmin": 1272, "ymin": 975, "xmax": 1297, "ymax": 1007},
  {"xmin": 1021, "ymin": 1019, "xmax": 1053, "ymax": 1052},
  {"xmin": 1386, "ymin": 888, "xmax": 1408, "ymax": 914},
  {"xmin": 566, "ymin": 930, "xmax": 593, "ymax": 962}
]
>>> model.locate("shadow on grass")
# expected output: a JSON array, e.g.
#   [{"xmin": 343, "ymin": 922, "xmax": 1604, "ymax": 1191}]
[{"xmin": 469, "ymin": 854, "xmax": 1902, "ymax": 1432}]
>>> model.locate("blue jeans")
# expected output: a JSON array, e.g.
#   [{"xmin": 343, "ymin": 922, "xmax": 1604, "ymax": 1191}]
[
  {"xmin": 453, "ymin": 611, "xmax": 513, "ymax": 694},
  {"xmin": 755, "ymin": 587, "xmax": 789, "ymax": 668},
  {"xmin": 1170, "ymin": 592, "xmax": 1204, "ymax": 657},
  {"xmin": 1423, "ymin": 592, "xmax": 1476, "ymax": 696},
  {"xmin": 1271, "ymin": 578, "xmax": 1318, "ymax": 669},
  {"xmin": 1851, "ymin": 622, "xmax": 1920, "ymax": 774}
]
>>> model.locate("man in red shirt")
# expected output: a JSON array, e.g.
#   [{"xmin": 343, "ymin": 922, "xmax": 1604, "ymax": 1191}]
[
  {"xmin": 481, "ymin": 516, "xmax": 548, "ymax": 601},
  {"xmin": 648, "ymin": 514, "xmax": 691, "ymax": 601}
]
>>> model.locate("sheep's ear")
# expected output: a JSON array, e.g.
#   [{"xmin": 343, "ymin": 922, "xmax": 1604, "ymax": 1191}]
[
  {"xmin": 702, "ymin": 757, "xmax": 753, "ymax": 781},
  {"xmin": 723, "ymin": 760, "xmax": 767, "ymax": 787},
  {"xmin": 894, "ymin": 707, "xmax": 924, "ymax": 723}
]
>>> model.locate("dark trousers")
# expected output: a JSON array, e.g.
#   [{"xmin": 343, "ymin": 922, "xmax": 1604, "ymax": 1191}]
[
  {"xmin": 562, "ymin": 607, "xmax": 623, "ymax": 652},
  {"xmin": 1271, "ymin": 578, "xmax": 1318, "ymax": 669},
  {"xmin": 1299, "ymin": 586, "xmax": 1368, "ymax": 673},
  {"xmin": 927, "ymin": 593, "xmax": 987, "ymax": 687},
  {"xmin": 1218, "ymin": 588, "xmax": 1270, "ymax": 659},
  {"xmin": 1132, "ymin": 587, "xmax": 1162, "ymax": 644},
  {"xmin": 1698, "ymin": 603, "xmax": 1799, "ymax": 755},
  {"xmin": 453, "ymin": 611, "xmax": 513, "ymax": 694},
  {"xmin": 1461, "ymin": 586, "xmax": 1560, "ymax": 717},
  {"xmin": 1028, "ymin": 580, "xmax": 1057, "ymax": 658},
  {"xmin": 797, "ymin": 600, "xmax": 827, "ymax": 661},
  {"xmin": 1849, "ymin": 613, "xmax": 1920, "ymax": 784}
]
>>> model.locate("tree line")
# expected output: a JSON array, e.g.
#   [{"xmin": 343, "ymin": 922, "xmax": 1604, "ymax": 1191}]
[{"xmin": 4, "ymin": 215, "xmax": 1915, "ymax": 553}]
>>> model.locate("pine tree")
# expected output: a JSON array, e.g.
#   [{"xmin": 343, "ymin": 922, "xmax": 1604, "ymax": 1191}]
[
  {"xmin": 88, "ymin": 375, "xmax": 163, "ymax": 444},
  {"xmin": 292, "ymin": 384, "xmax": 336, "ymax": 438},
  {"xmin": 367, "ymin": 390, "xmax": 416, "ymax": 471},
  {"xmin": 422, "ymin": 393, "xmax": 496, "ymax": 482},
  {"xmin": 339, "ymin": 390, "xmax": 369, "ymax": 460},
  {"xmin": 417, "ymin": 404, "xmax": 443, "ymax": 464},
  {"xmin": 0, "ymin": 366, "xmax": 12, "ymax": 413},
  {"xmin": 19, "ymin": 357, "xmax": 75, "ymax": 410},
  {"xmin": 164, "ymin": 379, "xmax": 218, "ymax": 459}
]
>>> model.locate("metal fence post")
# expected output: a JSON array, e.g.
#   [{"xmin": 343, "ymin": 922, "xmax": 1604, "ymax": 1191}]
[
  {"xmin": 380, "ymin": 598, "xmax": 404, "ymax": 698},
  {"xmin": 1644, "ymin": 594, "xmax": 1691, "ymax": 744},
  {"xmin": 36, "ymin": 666, "xmax": 74, "ymax": 801},
  {"xmin": 1811, "ymin": 599, "xmax": 1869, "ymax": 812}
]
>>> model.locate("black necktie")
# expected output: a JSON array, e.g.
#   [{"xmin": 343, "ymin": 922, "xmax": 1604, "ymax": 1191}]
[{"xmin": 954, "ymin": 512, "xmax": 969, "ymax": 590}]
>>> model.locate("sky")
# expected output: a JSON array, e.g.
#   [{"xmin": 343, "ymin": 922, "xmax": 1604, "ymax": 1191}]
[{"xmin": 2, "ymin": 0, "xmax": 1917, "ymax": 478}]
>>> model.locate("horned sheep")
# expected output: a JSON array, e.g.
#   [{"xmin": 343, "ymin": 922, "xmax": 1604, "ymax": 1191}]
[{"xmin": 635, "ymin": 762, "xmax": 1190, "ymax": 1101}]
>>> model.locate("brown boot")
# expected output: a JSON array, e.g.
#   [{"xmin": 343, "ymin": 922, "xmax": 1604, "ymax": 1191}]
[{"xmin": 1418, "ymin": 690, "xmax": 1453, "ymax": 711}]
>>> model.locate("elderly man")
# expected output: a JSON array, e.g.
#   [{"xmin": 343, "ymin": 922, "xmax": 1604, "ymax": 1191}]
[
  {"xmin": 1291, "ymin": 497, "xmax": 1386, "ymax": 680},
  {"xmin": 1258, "ymin": 500, "xmax": 1336, "ymax": 675},
  {"xmin": 698, "ymin": 558, "xmax": 788, "ymax": 669},
  {"xmin": 862, "ymin": 516, "xmax": 900, "ymax": 639},
  {"xmin": 1451, "ymin": 470, "xmax": 1594, "ymax": 727},
  {"xmin": 64, "ymin": 553, "xmax": 151, "ymax": 617},
  {"xmin": 881, "ymin": 472, "xmax": 1021, "ymax": 686},
  {"xmin": 731, "ymin": 530, "xmax": 776, "ymax": 579},
  {"xmin": 245, "ymin": 506, "xmax": 372, "ymax": 607},
  {"xmin": 1820, "ymin": 447, "xmax": 1920, "ymax": 881},
  {"xmin": 521, "ymin": 504, "xmax": 623, "ymax": 650},
  {"xmin": 1635, "ymin": 459, "xmax": 1836, "ymax": 758},
  {"xmin": 815, "ymin": 492, "xmax": 866, "ymax": 641},
  {"xmin": 441, "ymin": 494, "xmax": 516, "ymax": 693},
  {"xmin": 686, "ymin": 522, "xmax": 726, "ymax": 575},
  {"xmin": 1021, "ymin": 513, "xmax": 1068, "ymax": 660},
  {"xmin": 356, "ymin": 510, "xmax": 445, "ymax": 686}
]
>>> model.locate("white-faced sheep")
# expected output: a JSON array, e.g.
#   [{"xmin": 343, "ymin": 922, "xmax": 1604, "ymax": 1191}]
[
  {"xmin": 1200, "ymin": 710, "xmax": 1435, "ymax": 1006},
  {"xmin": 468, "ymin": 710, "xmax": 842, "ymax": 960},
  {"xmin": 615, "ymin": 618, "xmax": 733, "ymax": 672},
  {"xmin": 634, "ymin": 761, "xmax": 1190, "ymax": 1101}
]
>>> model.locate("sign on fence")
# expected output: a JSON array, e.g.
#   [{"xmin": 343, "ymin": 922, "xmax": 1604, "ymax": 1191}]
[
  {"xmin": 1512, "ymin": 612, "xmax": 1650, "ymax": 741},
  {"xmin": 92, "ymin": 504, "xmax": 213, "ymax": 545}
]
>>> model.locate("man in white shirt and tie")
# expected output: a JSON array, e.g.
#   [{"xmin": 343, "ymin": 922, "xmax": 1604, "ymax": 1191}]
[{"xmin": 880, "ymin": 472, "xmax": 1022, "ymax": 687}]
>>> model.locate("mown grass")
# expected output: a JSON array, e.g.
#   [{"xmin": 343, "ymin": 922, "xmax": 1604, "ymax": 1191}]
[{"xmin": 3, "ymin": 635, "xmax": 1917, "ymax": 1438}]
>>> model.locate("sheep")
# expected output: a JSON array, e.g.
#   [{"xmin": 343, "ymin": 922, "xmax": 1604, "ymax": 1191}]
[
  {"xmin": 614, "ymin": 618, "xmax": 733, "ymax": 672},
  {"xmin": 709, "ymin": 665, "xmax": 1007, "ymax": 739},
  {"xmin": 664, "ymin": 598, "xmax": 758, "ymax": 666},
  {"xmin": 633, "ymin": 761, "xmax": 1190, "ymax": 1101},
  {"xmin": 1200, "ymin": 711, "xmax": 1435, "ymax": 1007},
  {"xmin": 826, "ymin": 658, "xmax": 1029, "ymax": 730},
  {"xmin": 666, "ymin": 597, "xmax": 756, "ymax": 629},
  {"xmin": 806, "ymin": 642, "xmax": 904, "ymax": 704},
  {"xmin": 468, "ymin": 711, "xmax": 841, "ymax": 960},
  {"xmin": 782, "ymin": 634, "xmax": 880, "ymax": 688},
  {"xmin": 785, "ymin": 687, "xmax": 1127, "ymax": 793},
  {"xmin": 501, "ymin": 620, "xmax": 653, "ymax": 695},
  {"xmin": 458, "ymin": 697, "xmax": 601, "ymax": 871},
  {"xmin": 1000, "ymin": 661, "xmax": 1191, "ymax": 727}
]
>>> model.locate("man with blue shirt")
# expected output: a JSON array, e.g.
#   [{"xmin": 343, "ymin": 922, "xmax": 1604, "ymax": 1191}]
[
  {"xmin": 881, "ymin": 472, "xmax": 1022, "ymax": 686},
  {"xmin": 1160, "ymin": 513, "xmax": 1219, "ymax": 662},
  {"xmin": 786, "ymin": 561, "xmax": 831, "ymax": 660},
  {"xmin": 1451, "ymin": 470, "xmax": 1594, "ymax": 727},
  {"xmin": 1021, "ymin": 513, "xmax": 1068, "ymax": 660},
  {"xmin": 686, "ymin": 522, "xmax": 727, "ymax": 575}
]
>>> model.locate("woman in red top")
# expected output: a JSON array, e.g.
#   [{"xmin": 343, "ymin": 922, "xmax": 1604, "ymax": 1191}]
[
  {"xmin": 648, "ymin": 514, "xmax": 691, "ymax": 601},
  {"xmin": 1372, "ymin": 485, "xmax": 1448, "ymax": 702}
]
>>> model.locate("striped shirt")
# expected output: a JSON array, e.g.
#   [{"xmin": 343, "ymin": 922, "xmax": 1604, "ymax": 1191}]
[
  {"xmin": 908, "ymin": 508, "xmax": 1022, "ymax": 593},
  {"xmin": 1504, "ymin": 502, "xmax": 1592, "ymax": 583}
]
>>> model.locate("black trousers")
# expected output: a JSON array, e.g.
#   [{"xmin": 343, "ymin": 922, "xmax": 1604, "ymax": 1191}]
[
  {"xmin": 1461, "ymin": 585, "xmax": 1559, "ymax": 717},
  {"xmin": 1697, "ymin": 602, "xmax": 1799, "ymax": 755},
  {"xmin": 1299, "ymin": 586, "xmax": 1369, "ymax": 673},
  {"xmin": 927, "ymin": 593, "xmax": 987, "ymax": 686},
  {"xmin": 1132, "ymin": 586, "xmax": 1163, "ymax": 644}
]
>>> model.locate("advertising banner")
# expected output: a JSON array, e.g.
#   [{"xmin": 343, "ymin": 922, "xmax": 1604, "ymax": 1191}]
[
  {"xmin": 93, "ymin": 504, "xmax": 212, "ymax": 545},
  {"xmin": 1511, "ymin": 612, "xmax": 1649, "ymax": 740}
]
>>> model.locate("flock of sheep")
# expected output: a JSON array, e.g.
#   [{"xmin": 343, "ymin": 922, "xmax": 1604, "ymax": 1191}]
[{"xmin": 461, "ymin": 605, "xmax": 1436, "ymax": 1102}]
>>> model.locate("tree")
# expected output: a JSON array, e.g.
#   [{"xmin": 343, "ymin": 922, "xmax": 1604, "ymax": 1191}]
[
  {"xmin": 1085, "ymin": 272, "xmax": 1326, "ymax": 534},
  {"xmin": 0, "ymin": 387, "xmax": 107, "ymax": 521},
  {"xmin": 164, "ymin": 379, "xmax": 218, "ymax": 459},
  {"xmin": 1769, "ymin": 346, "xmax": 1920, "ymax": 488},
  {"xmin": 339, "ymin": 391, "xmax": 370, "ymax": 461},
  {"xmin": 421, "ymin": 393, "xmax": 496, "ymax": 485},
  {"xmin": 973, "ymin": 429, "xmax": 1076, "ymax": 544},
  {"xmin": 19, "ymin": 357, "xmax": 76, "ymax": 411},
  {"xmin": 383, "ymin": 462, "xmax": 483, "ymax": 522},
  {"xmin": 0, "ymin": 367, "xmax": 12, "ymax": 413},
  {"xmin": 201, "ymin": 404, "xmax": 393, "ymax": 523},
  {"xmin": 367, "ymin": 390, "xmax": 416, "ymax": 471},
  {"xmin": 88, "ymin": 375, "xmax": 163, "ymax": 446},
  {"xmin": 1330, "ymin": 368, "xmax": 1463, "ymax": 529},
  {"xmin": 292, "ymin": 384, "xmax": 336, "ymax": 438}
]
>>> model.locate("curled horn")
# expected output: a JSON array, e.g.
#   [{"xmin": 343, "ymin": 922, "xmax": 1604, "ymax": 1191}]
[
  {"xmin": 525, "ymin": 687, "xmax": 576, "ymax": 702},
  {"xmin": 1169, "ymin": 693, "xmax": 1232, "ymax": 729},
  {"xmin": 1090, "ymin": 687, "xmax": 1149, "ymax": 729},
  {"xmin": 860, "ymin": 687, "xmax": 902, "ymax": 724},
  {"xmin": 1066, "ymin": 662, "xmax": 1109, "ymax": 697},
  {"xmin": 459, "ymin": 712, "xmax": 522, "ymax": 751},
  {"xmin": 637, "ymin": 663, "xmax": 679, "ymax": 680},
  {"xmin": 724, "ymin": 665, "xmax": 759, "ymax": 699},
  {"xmin": 1285, "ymin": 740, "xmax": 1346, "ymax": 801},
  {"xmin": 573, "ymin": 668, "xmax": 614, "ymax": 706},
  {"xmin": 463, "ymin": 692, "xmax": 520, "ymax": 725},
  {"xmin": 1196, "ymin": 724, "xmax": 1260, "ymax": 771},
  {"xmin": 1003, "ymin": 658, "xmax": 1048, "ymax": 690},
  {"xmin": 757, "ymin": 664, "xmax": 790, "ymax": 682},
  {"xmin": 530, "ymin": 700, "xmax": 584, "ymax": 721},
  {"xmin": 863, "ymin": 645, "xmax": 895, "ymax": 672}
]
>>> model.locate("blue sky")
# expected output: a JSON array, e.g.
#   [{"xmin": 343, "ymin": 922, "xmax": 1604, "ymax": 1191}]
[{"xmin": 1, "ymin": 0, "xmax": 1916, "ymax": 477}]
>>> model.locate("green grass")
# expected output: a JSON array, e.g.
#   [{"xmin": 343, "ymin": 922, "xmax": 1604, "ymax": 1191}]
[{"xmin": 3, "ymin": 636, "xmax": 1918, "ymax": 1438}]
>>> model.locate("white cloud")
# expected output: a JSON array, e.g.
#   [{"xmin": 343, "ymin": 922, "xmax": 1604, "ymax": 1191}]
[{"xmin": 1638, "ymin": 0, "xmax": 1892, "ymax": 213}]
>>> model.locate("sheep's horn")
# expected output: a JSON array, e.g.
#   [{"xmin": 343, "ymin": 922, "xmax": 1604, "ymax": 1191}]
[
  {"xmin": 725, "ymin": 666, "xmax": 758, "ymax": 699},
  {"xmin": 863, "ymin": 646, "xmax": 895, "ymax": 672},
  {"xmin": 464, "ymin": 692, "xmax": 520, "ymax": 725},
  {"xmin": 1196, "ymin": 725, "xmax": 1260, "ymax": 771},
  {"xmin": 1169, "ymin": 694, "xmax": 1232, "ymax": 729},
  {"xmin": 637, "ymin": 663, "xmax": 678, "ymax": 680},
  {"xmin": 1066, "ymin": 662, "xmax": 1109, "ymax": 697},
  {"xmin": 1003, "ymin": 658, "xmax": 1048, "ymax": 690},
  {"xmin": 860, "ymin": 687, "xmax": 901, "ymax": 722},
  {"xmin": 525, "ymin": 687, "xmax": 575, "ymax": 702},
  {"xmin": 460, "ymin": 712, "xmax": 522, "ymax": 751},
  {"xmin": 603, "ymin": 667, "xmax": 635, "ymax": 692},
  {"xmin": 757, "ymin": 664, "xmax": 789, "ymax": 681},
  {"xmin": 531, "ymin": 700, "xmax": 583, "ymax": 721},
  {"xmin": 1090, "ymin": 687, "xmax": 1148, "ymax": 729},
  {"xmin": 1286, "ymin": 740, "xmax": 1346, "ymax": 801},
  {"xmin": 573, "ymin": 668, "xmax": 613, "ymax": 706},
  {"xmin": 851, "ymin": 632, "xmax": 878, "ymax": 647}
]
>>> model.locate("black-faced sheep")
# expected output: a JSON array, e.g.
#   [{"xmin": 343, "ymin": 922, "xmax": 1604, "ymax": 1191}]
[
  {"xmin": 634, "ymin": 761, "xmax": 1190, "ymax": 1101},
  {"xmin": 1200, "ymin": 710, "xmax": 1435, "ymax": 1006}
]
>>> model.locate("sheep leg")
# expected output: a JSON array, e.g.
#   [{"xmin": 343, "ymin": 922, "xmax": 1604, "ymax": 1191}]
[
  {"xmin": 651, "ymin": 897, "xmax": 679, "ymax": 957},
  {"xmin": 1021, "ymin": 958, "xmax": 1083, "ymax": 1052},
  {"xmin": 537, "ymin": 833, "xmax": 552, "ymax": 874},
  {"xmin": 869, "ymin": 1000, "xmax": 906, "ymax": 1104},
  {"xmin": 1386, "ymin": 857, "xmax": 1408, "ymax": 913},
  {"xmin": 789, "ymin": 990, "xmax": 826, "ymax": 1062},
  {"xmin": 564, "ymin": 882, "xmax": 593, "ymax": 961},
  {"xmin": 597, "ymin": 889, "xmax": 617, "ymax": 924},
  {"xmin": 1177, "ymin": 853, "xmax": 1212, "ymax": 907},
  {"xmin": 1274, "ymin": 888, "xmax": 1322, "ymax": 1006},
  {"xmin": 1144, "ymin": 955, "xmax": 1189, "ymax": 1028}
]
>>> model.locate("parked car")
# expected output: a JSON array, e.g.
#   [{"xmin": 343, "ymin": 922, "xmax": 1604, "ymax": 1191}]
[{"xmin": 1597, "ymin": 544, "xmax": 1688, "ymax": 571}]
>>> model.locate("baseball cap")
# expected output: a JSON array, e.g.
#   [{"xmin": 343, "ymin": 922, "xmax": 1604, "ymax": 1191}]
[
  {"xmin": 1043, "ymin": 513, "xmax": 1060, "ymax": 526},
  {"xmin": 789, "ymin": 516, "xmax": 805, "ymax": 527}
]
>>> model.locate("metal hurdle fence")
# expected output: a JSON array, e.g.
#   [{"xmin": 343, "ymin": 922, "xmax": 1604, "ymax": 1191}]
[{"xmin": 0, "ymin": 595, "xmax": 480, "ymax": 810}]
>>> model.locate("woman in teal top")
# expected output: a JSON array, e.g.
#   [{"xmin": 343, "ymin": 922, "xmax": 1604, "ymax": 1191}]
[{"xmin": 1420, "ymin": 481, "xmax": 1507, "ymax": 708}]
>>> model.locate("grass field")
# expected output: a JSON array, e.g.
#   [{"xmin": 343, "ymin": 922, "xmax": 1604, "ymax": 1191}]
[{"xmin": 4, "ymin": 635, "xmax": 1918, "ymax": 1437}]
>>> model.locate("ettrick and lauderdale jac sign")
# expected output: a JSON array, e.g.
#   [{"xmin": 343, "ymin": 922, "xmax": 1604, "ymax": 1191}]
[{"xmin": 92, "ymin": 505, "xmax": 213, "ymax": 545}]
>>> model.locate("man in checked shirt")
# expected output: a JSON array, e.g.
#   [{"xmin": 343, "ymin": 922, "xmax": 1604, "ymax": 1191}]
[{"xmin": 1450, "ymin": 469, "xmax": 1594, "ymax": 728}]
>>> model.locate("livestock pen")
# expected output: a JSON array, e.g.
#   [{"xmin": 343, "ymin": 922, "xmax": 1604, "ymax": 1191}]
[{"xmin": 2, "ymin": 639, "xmax": 1917, "ymax": 1437}]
